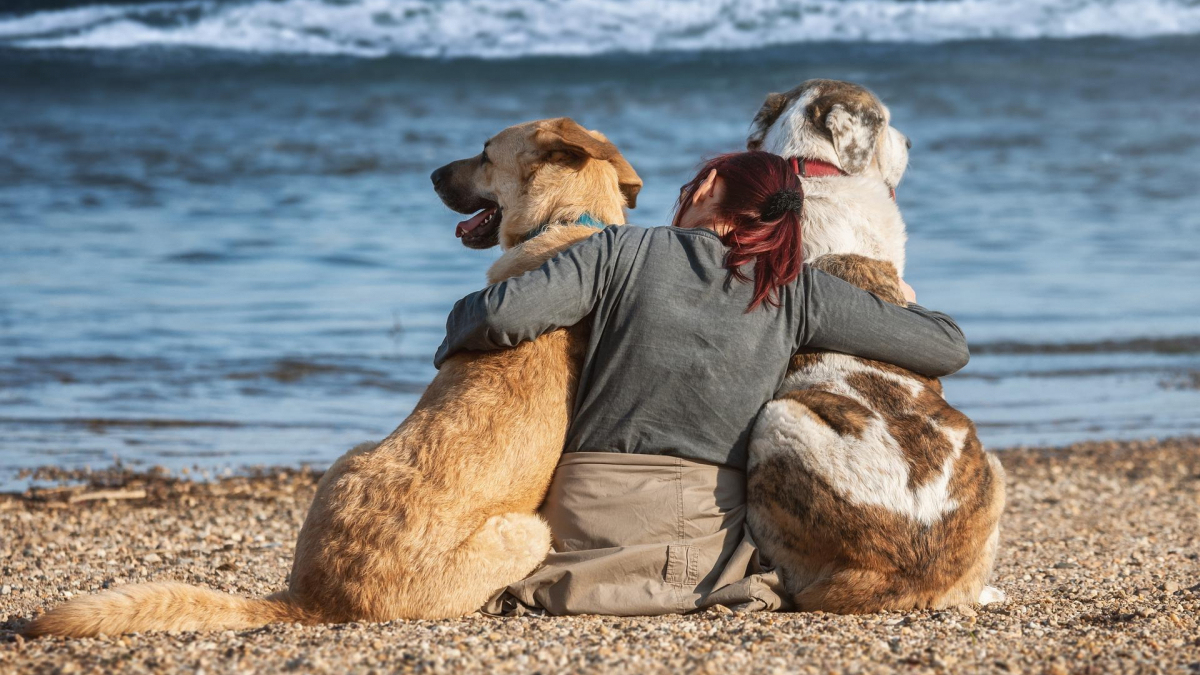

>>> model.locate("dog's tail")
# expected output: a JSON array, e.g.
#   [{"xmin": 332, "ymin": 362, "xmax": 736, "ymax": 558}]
[{"xmin": 23, "ymin": 582, "xmax": 324, "ymax": 638}]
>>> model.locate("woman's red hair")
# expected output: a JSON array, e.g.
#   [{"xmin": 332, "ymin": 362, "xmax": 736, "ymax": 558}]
[{"xmin": 672, "ymin": 151, "xmax": 803, "ymax": 311}]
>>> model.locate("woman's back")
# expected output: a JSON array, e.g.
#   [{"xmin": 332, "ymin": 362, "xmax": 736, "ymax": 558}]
[{"xmin": 566, "ymin": 225, "xmax": 798, "ymax": 467}]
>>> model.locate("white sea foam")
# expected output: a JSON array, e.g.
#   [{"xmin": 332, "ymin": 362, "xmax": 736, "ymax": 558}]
[{"xmin": 1, "ymin": 0, "xmax": 1199, "ymax": 58}]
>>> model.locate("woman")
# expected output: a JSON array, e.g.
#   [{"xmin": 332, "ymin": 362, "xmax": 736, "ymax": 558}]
[{"xmin": 434, "ymin": 151, "xmax": 969, "ymax": 615}]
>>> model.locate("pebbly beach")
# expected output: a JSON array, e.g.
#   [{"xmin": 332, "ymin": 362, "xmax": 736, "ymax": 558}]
[{"xmin": 3, "ymin": 437, "xmax": 1197, "ymax": 674}]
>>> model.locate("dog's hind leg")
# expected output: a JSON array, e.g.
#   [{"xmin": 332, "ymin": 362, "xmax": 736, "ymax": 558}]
[
  {"xmin": 931, "ymin": 520, "xmax": 1005, "ymax": 609},
  {"xmin": 938, "ymin": 457, "xmax": 1007, "ymax": 608},
  {"xmin": 412, "ymin": 512, "xmax": 551, "ymax": 619}
]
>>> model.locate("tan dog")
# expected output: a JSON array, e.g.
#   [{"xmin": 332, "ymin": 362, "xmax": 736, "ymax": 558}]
[
  {"xmin": 744, "ymin": 80, "xmax": 1006, "ymax": 613},
  {"xmin": 26, "ymin": 118, "xmax": 641, "ymax": 637}
]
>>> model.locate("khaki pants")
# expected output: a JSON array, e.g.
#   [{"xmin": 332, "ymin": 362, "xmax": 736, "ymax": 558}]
[{"xmin": 484, "ymin": 452, "xmax": 788, "ymax": 616}]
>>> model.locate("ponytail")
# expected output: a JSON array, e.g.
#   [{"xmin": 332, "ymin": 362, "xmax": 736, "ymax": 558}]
[{"xmin": 672, "ymin": 151, "xmax": 804, "ymax": 310}]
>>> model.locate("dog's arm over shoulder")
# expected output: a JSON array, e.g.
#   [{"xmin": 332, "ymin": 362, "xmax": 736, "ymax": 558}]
[{"xmin": 433, "ymin": 227, "xmax": 624, "ymax": 369}]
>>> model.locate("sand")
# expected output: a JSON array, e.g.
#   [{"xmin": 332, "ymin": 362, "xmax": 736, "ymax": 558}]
[{"xmin": 2, "ymin": 437, "xmax": 1198, "ymax": 675}]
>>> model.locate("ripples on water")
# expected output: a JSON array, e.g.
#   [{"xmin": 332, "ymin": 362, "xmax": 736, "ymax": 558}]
[{"xmin": 1, "ymin": 37, "xmax": 1199, "ymax": 487}]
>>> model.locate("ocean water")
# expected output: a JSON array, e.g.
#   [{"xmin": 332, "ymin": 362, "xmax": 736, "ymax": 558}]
[{"xmin": 2, "ymin": 1, "xmax": 1199, "ymax": 487}]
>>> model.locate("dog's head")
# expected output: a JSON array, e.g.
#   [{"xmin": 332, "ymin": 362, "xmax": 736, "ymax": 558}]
[
  {"xmin": 431, "ymin": 118, "xmax": 642, "ymax": 250},
  {"xmin": 746, "ymin": 79, "xmax": 910, "ymax": 190}
]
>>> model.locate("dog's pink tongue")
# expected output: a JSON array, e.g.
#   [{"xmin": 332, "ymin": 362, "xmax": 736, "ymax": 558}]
[{"xmin": 455, "ymin": 208, "xmax": 495, "ymax": 238}]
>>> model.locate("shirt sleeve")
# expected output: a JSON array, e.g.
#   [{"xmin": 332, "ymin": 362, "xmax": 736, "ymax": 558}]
[
  {"xmin": 798, "ymin": 267, "xmax": 970, "ymax": 377},
  {"xmin": 433, "ymin": 228, "xmax": 618, "ymax": 369}
]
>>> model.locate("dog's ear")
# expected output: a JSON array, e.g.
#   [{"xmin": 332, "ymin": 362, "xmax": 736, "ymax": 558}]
[
  {"xmin": 535, "ymin": 118, "xmax": 642, "ymax": 208},
  {"xmin": 824, "ymin": 103, "xmax": 884, "ymax": 175},
  {"xmin": 876, "ymin": 125, "xmax": 910, "ymax": 189},
  {"xmin": 534, "ymin": 118, "xmax": 616, "ymax": 164},
  {"xmin": 747, "ymin": 92, "xmax": 790, "ymax": 151},
  {"xmin": 582, "ymin": 128, "xmax": 642, "ymax": 208},
  {"xmin": 607, "ymin": 152, "xmax": 642, "ymax": 209}
]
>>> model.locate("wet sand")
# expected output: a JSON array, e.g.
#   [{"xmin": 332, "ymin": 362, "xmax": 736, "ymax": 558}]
[{"xmin": 2, "ymin": 437, "xmax": 1198, "ymax": 674}]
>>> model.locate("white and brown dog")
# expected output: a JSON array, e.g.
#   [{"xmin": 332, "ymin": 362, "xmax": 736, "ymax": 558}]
[{"xmin": 745, "ymin": 80, "xmax": 1006, "ymax": 613}]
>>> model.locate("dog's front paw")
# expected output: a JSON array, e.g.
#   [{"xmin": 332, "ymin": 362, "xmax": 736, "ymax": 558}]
[
  {"xmin": 978, "ymin": 585, "xmax": 1007, "ymax": 605},
  {"xmin": 486, "ymin": 513, "xmax": 551, "ymax": 563}
]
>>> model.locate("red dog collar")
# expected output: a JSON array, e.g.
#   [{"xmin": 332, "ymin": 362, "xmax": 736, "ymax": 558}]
[
  {"xmin": 789, "ymin": 156, "xmax": 896, "ymax": 200},
  {"xmin": 790, "ymin": 156, "xmax": 844, "ymax": 178}
]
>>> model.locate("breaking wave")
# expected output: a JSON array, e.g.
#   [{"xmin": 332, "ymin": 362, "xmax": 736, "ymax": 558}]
[{"xmin": 2, "ymin": 0, "xmax": 1200, "ymax": 59}]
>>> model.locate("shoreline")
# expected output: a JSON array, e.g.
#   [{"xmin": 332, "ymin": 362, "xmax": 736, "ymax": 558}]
[
  {"xmin": 2, "ymin": 436, "xmax": 1198, "ymax": 674},
  {"xmin": 3, "ymin": 433, "xmax": 1195, "ymax": 498}
]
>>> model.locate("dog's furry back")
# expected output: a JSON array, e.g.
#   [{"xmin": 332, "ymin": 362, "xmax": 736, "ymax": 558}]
[
  {"xmin": 25, "ymin": 236, "xmax": 592, "ymax": 638},
  {"xmin": 747, "ymin": 255, "xmax": 1005, "ymax": 613}
]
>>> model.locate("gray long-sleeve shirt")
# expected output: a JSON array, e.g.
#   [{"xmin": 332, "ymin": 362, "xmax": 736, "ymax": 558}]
[{"xmin": 435, "ymin": 225, "xmax": 969, "ymax": 468}]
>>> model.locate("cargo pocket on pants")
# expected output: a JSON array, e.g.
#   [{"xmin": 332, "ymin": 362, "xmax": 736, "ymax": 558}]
[{"xmin": 664, "ymin": 544, "xmax": 701, "ymax": 587}]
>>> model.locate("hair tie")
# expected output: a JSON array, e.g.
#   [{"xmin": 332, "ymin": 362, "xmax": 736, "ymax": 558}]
[{"xmin": 760, "ymin": 187, "xmax": 804, "ymax": 221}]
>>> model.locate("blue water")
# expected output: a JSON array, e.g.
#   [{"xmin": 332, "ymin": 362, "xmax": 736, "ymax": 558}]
[{"xmin": 2, "ymin": 4, "xmax": 1199, "ymax": 486}]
